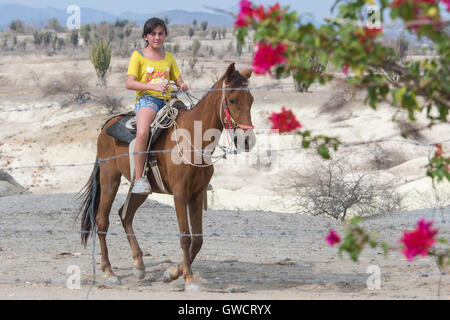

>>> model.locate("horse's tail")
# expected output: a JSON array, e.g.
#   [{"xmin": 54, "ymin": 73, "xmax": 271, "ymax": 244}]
[{"xmin": 76, "ymin": 160, "xmax": 101, "ymax": 247}]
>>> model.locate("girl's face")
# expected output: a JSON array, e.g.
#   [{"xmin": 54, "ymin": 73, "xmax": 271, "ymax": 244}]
[{"xmin": 144, "ymin": 25, "xmax": 166, "ymax": 50}]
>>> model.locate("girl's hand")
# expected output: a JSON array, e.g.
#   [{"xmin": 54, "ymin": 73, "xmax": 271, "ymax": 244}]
[
  {"xmin": 150, "ymin": 83, "xmax": 168, "ymax": 92},
  {"xmin": 179, "ymin": 82, "xmax": 188, "ymax": 92}
]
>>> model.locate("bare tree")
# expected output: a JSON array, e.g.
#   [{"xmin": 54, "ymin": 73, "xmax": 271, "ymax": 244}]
[{"xmin": 280, "ymin": 156, "xmax": 404, "ymax": 221}]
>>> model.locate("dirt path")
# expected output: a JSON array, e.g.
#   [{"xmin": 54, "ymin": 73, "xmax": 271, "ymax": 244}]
[{"xmin": 0, "ymin": 194, "xmax": 448, "ymax": 300}]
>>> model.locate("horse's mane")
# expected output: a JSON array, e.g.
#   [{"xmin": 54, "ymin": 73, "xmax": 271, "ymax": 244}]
[
  {"xmin": 227, "ymin": 70, "xmax": 249, "ymax": 89},
  {"xmin": 193, "ymin": 70, "xmax": 249, "ymax": 108}
]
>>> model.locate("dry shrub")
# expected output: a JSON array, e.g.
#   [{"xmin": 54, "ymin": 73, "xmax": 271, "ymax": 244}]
[
  {"xmin": 99, "ymin": 95, "xmax": 123, "ymax": 114},
  {"xmin": 396, "ymin": 118, "xmax": 426, "ymax": 142},
  {"xmin": 41, "ymin": 73, "xmax": 90, "ymax": 104},
  {"xmin": 319, "ymin": 81, "xmax": 356, "ymax": 116},
  {"xmin": 0, "ymin": 75, "xmax": 17, "ymax": 87},
  {"xmin": 30, "ymin": 70, "xmax": 41, "ymax": 87},
  {"xmin": 368, "ymin": 144, "xmax": 407, "ymax": 170},
  {"xmin": 280, "ymin": 155, "xmax": 404, "ymax": 221},
  {"xmin": 41, "ymin": 80, "xmax": 66, "ymax": 96}
]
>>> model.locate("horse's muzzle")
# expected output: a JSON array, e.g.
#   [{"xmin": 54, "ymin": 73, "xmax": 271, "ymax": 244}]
[{"xmin": 233, "ymin": 129, "xmax": 256, "ymax": 152}]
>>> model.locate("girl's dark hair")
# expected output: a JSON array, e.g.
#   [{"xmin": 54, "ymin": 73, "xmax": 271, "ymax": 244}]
[{"xmin": 142, "ymin": 17, "xmax": 168, "ymax": 46}]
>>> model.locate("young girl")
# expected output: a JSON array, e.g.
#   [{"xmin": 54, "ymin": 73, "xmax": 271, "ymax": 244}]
[{"xmin": 126, "ymin": 17, "xmax": 188, "ymax": 194}]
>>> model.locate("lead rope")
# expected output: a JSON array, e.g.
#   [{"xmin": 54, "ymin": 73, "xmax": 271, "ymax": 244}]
[{"xmin": 220, "ymin": 80, "xmax": 237, "ymax": 156}]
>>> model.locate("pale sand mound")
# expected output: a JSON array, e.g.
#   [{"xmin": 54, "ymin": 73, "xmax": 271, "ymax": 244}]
[
  {"xmin": 0, "ymin": 53, "xmax": 449, "ymax": 213},
  {"xmin": 0, "ymin": 169, "xmax": 30, "ymax": 197}
]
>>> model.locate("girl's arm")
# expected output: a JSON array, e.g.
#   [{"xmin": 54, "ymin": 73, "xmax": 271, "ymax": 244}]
[
  {"xmin": 175, "ymin": 76, "xmax": 188, "ymax": 92},
  {"xmin": 126, "ymin": 75, "xmax": 167, "ymax": 92}
]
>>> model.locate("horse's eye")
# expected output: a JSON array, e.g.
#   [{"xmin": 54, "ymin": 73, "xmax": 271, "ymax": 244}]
[{"xmin": 229, "ymin": 98, "xmax": 235, "ymax": 104}]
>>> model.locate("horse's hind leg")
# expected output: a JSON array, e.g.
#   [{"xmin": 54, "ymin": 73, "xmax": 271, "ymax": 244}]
[
  {"xmin": 119, "ymin": 194, "xmax": 148, "ymax": 280},
  {"xmin": 97, "ymin": 165, "xmax": 122, "ymax": 284}
]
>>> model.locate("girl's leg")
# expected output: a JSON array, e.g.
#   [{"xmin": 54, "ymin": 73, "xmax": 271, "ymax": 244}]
[{"xmin": 134, "ymin": 107, "xmax": 157, "ymax": 181}]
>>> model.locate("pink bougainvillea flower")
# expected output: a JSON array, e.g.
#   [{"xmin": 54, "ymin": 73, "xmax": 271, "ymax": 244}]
[
  {"xmin": 410, "ymin": 15, "xmax": 433, "ymax": 31},
  {"xmin": 399, "ymin": 218, "xmax": 438, "ymax": 262},
  {"xmin": 364, "ymin": 26, "xmax": 383, "ymax": 38},
  {"xmin": 342, "ymin": 63, "xmax": 350, "ymax": 75},
  {"xmin": 238, "ymin": 0, "xmax": 253, "ymax": 16},
  {"xmin": 267, "ymin": 3, "xmax": 283, "ymax": 22},
  {"xmin": 235, "ymin": 15, "xmax": 251, "ymax": 27},
  {"xmin": 234, "ymin": 0, "xmax": 254, "ymax": 27},
  {"xmin": 441, "ymin": 0, "xmax": 450, "ymax": 11},
  {"xmin": 268, "ymin": 107, "xmax": 302, "ymax": 133},
  {"xmin": 268, "ymin": 3, "xmax": 281, "ymax": 13},
  {"xmin": 392, "ymin": 0, "xmax": 435, "ymax": 7},
  {"xmin": 325, "ymin": 229, "xmax": 341, "ymax": 246},
  {"xmin": 253, "ymin": 42, "xmax": 287, "ymax": 75},
  {"xmin": 253, "ymin": 4, "xmax": 268, "ymax": 21}
]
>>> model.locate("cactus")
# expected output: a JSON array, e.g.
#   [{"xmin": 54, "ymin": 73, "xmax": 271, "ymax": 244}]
[{"xmin": 90, "ymin": 39, "xmax": 111, "ymax": 87}]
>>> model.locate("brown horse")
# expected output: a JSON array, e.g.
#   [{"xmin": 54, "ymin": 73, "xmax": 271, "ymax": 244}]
[{"xmin": 77, "ymin": 63, "xmax": 256, "ymax": 291}]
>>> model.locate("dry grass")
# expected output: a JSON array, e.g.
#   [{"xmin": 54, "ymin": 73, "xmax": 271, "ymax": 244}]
[
  {"xmin": 319, "ymin": 81, "xmax": 356, "ymax": 117},
  {"xmin": 41, "ymin": 73, "xmax": 90, "ymax": 104},
  {"xmin": 98, "ymin": 95, "xmax": 124, "ymax": 114},
  {"xmin": 396, "ymin": 118, "xmax": 427, "ymax": 142},
  {"xmin": 368, "ymin": 144, "xmax": 408, "ymax": 170}
]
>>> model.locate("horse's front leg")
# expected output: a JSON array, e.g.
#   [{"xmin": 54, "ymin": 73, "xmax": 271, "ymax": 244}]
[
  {"xmin": 163, "ymin": 189, "xmax": 199, "ymax": 291},
  {"xmin": 188, "ymin": 190, "xmax": 204, "ymax": 265}
]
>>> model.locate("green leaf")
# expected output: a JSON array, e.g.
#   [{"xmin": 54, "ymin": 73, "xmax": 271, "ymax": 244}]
[{"xmin": 318, "ymin": 145, "xmax": 330, "ymax": 159}]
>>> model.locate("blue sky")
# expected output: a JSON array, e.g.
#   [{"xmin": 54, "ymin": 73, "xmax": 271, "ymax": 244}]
[{"xmin": 0, "ymin": 0, "xmax": 338, "ymax": 19}]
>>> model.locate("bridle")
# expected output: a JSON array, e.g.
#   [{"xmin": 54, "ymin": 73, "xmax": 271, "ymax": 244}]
[
  {"xmin": 171, "ymin": 78, "xmax": 255, "ymax": 168},
  {"xmin": 219, "ymin": 80, "xmax": 255, "ymax": 131}
]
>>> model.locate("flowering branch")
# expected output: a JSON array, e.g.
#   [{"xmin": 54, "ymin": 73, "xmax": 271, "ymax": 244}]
[
  {"xmin": 326, "ymin": 218, "xmax": 450, "ymax": 270},
  {"xmin": 233, "ymin": 0, "xmax": 450, "ymax": 182}
]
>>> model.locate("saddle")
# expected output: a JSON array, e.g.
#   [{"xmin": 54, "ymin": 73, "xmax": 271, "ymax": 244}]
[{"xmin": 105, "ymin": 98, "xmax": 188, "ymax": 146}]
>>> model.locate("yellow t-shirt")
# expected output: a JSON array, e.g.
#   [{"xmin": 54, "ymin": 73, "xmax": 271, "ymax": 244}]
[{"xmin": 127, "ymin": 50, "xmax": 181, "ymax": 102}]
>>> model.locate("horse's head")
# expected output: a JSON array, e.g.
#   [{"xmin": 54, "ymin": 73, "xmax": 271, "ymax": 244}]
[{"xmin": 221, "ymin": 63, "xmax": 256, "ymax": 152}]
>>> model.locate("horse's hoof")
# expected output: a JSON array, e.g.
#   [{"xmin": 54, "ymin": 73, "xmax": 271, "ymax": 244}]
[
  {"xmin": 162, "ymin": 267, "xmax": 177, "ymax": 283},
  {"xmin": 134, "ymin": 268, "xmax": 145, "ymax": 280},
  {"xmin": 105, "ymin": 276, "xmax": 121, "ymax": 285},
  {"xmin": 185, "ymin": 283, "xmax": 201, "ymax": 293}
]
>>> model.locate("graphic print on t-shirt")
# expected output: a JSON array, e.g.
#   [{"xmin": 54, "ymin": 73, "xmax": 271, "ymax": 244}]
[{"xmin": 145, "ymin": 67, "xmax": 170, "ymax": 84}]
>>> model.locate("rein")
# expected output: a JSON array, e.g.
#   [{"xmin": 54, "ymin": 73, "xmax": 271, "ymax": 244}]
[{"xmin": 170, "ymin": 78, "xmax": 254, "ymax": 167}]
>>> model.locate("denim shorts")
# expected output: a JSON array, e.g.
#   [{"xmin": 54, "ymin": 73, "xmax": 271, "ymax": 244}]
[{"xmin": 135, "ymin": 95, "xmax": 165, "ymax": 113}]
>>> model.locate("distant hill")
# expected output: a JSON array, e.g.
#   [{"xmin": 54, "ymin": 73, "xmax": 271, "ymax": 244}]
[
  {"xmin": 119, "ymin": 9, "xmax": 234, "ymax": 26},
  {"xmin": 0, "ymin": 3, "xmax": 117, "ymax": 29},
  {"xmin": 0, "ymin": 3, "xmax": 234, "ymax": 29}
]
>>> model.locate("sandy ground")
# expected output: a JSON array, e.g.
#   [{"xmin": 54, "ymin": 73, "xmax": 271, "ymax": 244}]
[
  {"xmin": 0, "ymin": 194, "xmax": 449, "ymax": 300},
  {"xmin": 0, "ymin": 48, "xmax": 449, "ymax": 299}
]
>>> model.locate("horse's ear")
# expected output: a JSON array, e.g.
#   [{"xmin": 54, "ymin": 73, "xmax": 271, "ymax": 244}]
[
  {"xmin": 224, "ymin": 63, "xmax": 236, "ymax": 85},
  {"xmin": 241, "ymin": 69, "xmax": 253, "ymax": 79}
]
